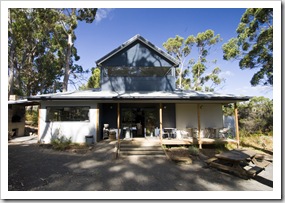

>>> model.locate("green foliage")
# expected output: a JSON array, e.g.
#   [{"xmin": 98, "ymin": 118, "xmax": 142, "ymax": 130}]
[
  {"xmin": 223, "ymin": 96, "xmax": 273, "ymax": 136},
  {"xmin": 222, "ymin": 8, "xmax": 273, "ymax": 86},
  {"xmin": 224, "ymin": 143, "xmax": 237, "ymax": 151},
  {"xmin": 9, "ymin": 8, "xmax": 63, "ymax": 96},
  {"xmin": 163, "ymin": 35, "xmax": 191, "ymax": 89},
  {"xmin": 78, "ymin": 84, "xmax": 88, "ymax": 90},
  {"xmin": 214, "ymin": 142, "xmax": 227, "ymax": 154},
  {"xmin": 222, "ymin": 104, "xmax": 234, "ymax": 116},
  {"xmin": 8, "ymin": 8, "xmax": 97, "ymax": 97},
  {"xmin": 87, "ymin": 67, "xmax": 101, "ymax": 88},
  {"xmin": 163, "ymin": 30, "xmax": 223, "ymax": 92},
  {"xmin": 238, "ymin": 96, "xmax": 273, "ymax": 135},
  {"xmin": 188, "ymin": 145, "xmax": 200, "ymax": 156},
  {"xmin": 25, "ymin": 109, "xmax": 38, "ymax": 126},
  {"xmin": 50, "ymin": 136, "xmax": 72, "ymax": 151}
]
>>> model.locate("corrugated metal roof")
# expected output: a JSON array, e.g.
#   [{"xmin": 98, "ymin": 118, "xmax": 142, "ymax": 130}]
[
  {"xmin": 8, "ymin": 99, "xmax": 39, "ymax": 106},
  {"xmin": 96, "ymin": 34, "xmax": 180, "ymax": 67},
  {"xmin": 27, "ymin": 89, "xmax": 251, "ymax": 103}
]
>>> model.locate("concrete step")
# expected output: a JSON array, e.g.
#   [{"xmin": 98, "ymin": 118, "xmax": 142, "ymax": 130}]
[
  {"xmin": 120, "ymin": 150, "xmax": 166, "ymax": 156},
  {"xmin": 119, "ymin": 143, "xmax": 165, "ymax": 157},
  {"xmin": 120, "ymin": 145, "xmax": 162, "ymax": 151}
]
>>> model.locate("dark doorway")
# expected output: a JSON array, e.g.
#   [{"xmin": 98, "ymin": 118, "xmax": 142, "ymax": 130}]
[
  {"xmin": 121, "ymin": 104, "xmax": 159, "ymax": 138},
  {"xmin": 101, "ymin": 103, "xmax": 175, "ymax": 139}
]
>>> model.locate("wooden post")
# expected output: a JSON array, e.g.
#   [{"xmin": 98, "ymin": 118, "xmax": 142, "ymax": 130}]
[
  {"xmin": 234, "ymin": 103, "xmax": 240, "ymax": 148},
  {"xmin": 37, "ymin": 104, "xmax": 41, "ymax": 142},
  {"xmin": 159, "ymin": 103, "xmax": 163, "ymax": 143},
  {"xmin": 197, "ymin": 104, "xmax": 202, "ymax": 149},
  {"xmin": 117, "ymin": 103, "xmax": 120, "ymax": 144},
  {"xmin": 95, "ymin": 106, "xmax": 100, "ymax": 142}
]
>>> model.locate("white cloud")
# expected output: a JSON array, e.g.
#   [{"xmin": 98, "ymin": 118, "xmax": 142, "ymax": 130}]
[
  {"xmin": 235, "ymin": 85, "xmax": 273, "ymax": 98},
  {"xmin": 95, "ymin": 8, "xmax": 114, "ymax": 23},
  {"xmin": 219, "ymin": 70, "xmax": 234, "ymax": 77},
  {"xmin": 217, "ymin": 84, "xmax": 273, "ymax": 99}
]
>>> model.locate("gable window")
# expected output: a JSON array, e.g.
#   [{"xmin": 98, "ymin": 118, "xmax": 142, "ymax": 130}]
[
  {"xmin": 46, "ymin": 106, "xmax": 90, "ymax": 122},
  {"xmin": 102, "ymin": 66, "xmax": 173, "ymax": 77}
]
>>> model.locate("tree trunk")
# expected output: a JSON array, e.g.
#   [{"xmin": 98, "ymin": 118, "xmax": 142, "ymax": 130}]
[
  {"xmin": 178, "ymin": 60, "xmax": 184, "ymax": 89},
  {"xmin": 8, "ymin": 67, "xmax": 14, "ymax": 99},
  {"xmin": 8, "ymin": 9, "xmax": 15, "ymax": 99},
  {"xmin": 62, "ymin": 33, "xmax": 73, "ymax": 92}
]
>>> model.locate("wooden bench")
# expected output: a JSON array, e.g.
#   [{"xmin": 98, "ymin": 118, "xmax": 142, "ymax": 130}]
[{"xmin": 205, "ymin": 149, "xmax": 270, "ymax": 179}]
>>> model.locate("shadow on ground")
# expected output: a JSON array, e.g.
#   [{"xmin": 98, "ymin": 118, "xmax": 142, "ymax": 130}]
[{"xmin": 8, "ymin": 139, "xmax": 273, "ymax": 192}]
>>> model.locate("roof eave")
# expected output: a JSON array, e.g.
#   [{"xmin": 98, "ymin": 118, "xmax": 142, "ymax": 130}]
[{"xmin": 28, "ymin": 96, "xmax": 250, "ymax": 103}]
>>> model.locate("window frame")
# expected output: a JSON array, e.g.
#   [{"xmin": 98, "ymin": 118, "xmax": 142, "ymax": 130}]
[{"xmin": 46, "ymin": 106, "xmax": 90, "ymax": 122}]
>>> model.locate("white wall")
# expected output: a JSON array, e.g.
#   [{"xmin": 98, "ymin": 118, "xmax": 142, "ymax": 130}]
[
  {"xmin": 200, "ymin": 104, "xmax": 223, "ymax": 129},
  {"xmin": 176, "ymin": 103, "xmax": 223, "ymax": 136},
  {"xmin": 176, "ymin": 104, "xmax": 198, "ymax": 129},
  {"xmin": 39, "ymin": 101, "xmax": 98, "ymax": 144}
]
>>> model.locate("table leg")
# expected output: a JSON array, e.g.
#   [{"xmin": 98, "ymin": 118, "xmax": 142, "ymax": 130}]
[
  {"xmin": 207, "ymin": 159, "xmax": 250, "ymax": 179},
  {"xmin": 232, "ymin": 161, "xmax": 250, "ymax": 179}
]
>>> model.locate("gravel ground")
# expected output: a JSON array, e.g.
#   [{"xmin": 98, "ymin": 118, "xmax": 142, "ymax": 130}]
[{"xmin": 7, "ymin": 136, "xmax": 274, "ymax": 198}]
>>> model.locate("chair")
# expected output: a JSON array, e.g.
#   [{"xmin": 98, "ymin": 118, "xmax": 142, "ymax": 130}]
[
  {"xmin": 218, "ymin": 127, "xmax": 232, "ymax": 138},
  {"xmin": 204, "ymin": 128, "xmax": 217, "ymax": 138},
  {"xmin": 162, "ymin": 130, "xmax": 168, "ymax": 139}
]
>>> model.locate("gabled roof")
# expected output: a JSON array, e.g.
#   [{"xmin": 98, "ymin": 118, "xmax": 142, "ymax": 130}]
[{"xmin": 96, "ymin": 34, "xmax": 180, "ymax": 67}]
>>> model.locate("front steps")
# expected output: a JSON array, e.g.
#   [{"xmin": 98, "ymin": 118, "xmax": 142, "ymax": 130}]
[{"xmin": 119, "ymin": 139, "xmax": 165, "ymax": 157}]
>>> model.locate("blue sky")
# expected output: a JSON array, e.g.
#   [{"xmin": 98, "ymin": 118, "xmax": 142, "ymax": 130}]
[
  {"xmin": 0, "ymin": 1, "xmax": 282, "ymax": 199},
  {"xmin": 73, "ymin": 8, "xmax": 273, "ymax": 99}
]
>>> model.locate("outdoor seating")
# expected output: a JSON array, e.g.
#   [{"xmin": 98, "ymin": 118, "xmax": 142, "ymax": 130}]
[
  {"xmin": 176, "ymin": 130, "xmax": 190, "ymax": 139},
  {"xmin": 204, "ymin": 128, "xmax": 218, "ymax": 138},
  {"xmin": 218, "ymin": 127, "xmax": 232, "ymax": 138},
  {"xmin": 206, "ymin": 149, "xmax": 271, "ymax": 179},
  {"xmin": 163, "ymin": 128, "xmax": 175, "ymax": 139}
]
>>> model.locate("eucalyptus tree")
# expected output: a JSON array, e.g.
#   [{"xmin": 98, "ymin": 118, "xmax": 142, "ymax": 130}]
[
  {"xmin": 163, "ymin": 29, "xmax": 223, "ymax": 91},
  {"xmin": 163, "ymin": 35, "xmax": 191, "ymax": 89},
  {"xmin": 8, "ymin": 8, "xmax": 97, "ymax": 97},
  {"xmin": 54, "ymin": 8, "xmax": 97, "ymax": 92},
  {"xmin": 8, "ymin": 8, "xmax": 62, "ymax": 97},
  {"xmin": 222, "ymin": 8, "xmax": 273, "ymax": 86}
]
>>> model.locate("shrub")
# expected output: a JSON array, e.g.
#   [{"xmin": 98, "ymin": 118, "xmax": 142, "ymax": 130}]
[
  {"xmin": 188, "ymin": 145, "xmax": 200, "ymax": 156},
  {"xmin": 50, "ymin": 136, "xmax": 72, "ymax": 151},
  {"xmin": 214, "ymin": 142, "xmax": 227, "ymax": 154},
  {"xmin": 225, "ymin": 143, "xmax": 237, "ymax": 150}
]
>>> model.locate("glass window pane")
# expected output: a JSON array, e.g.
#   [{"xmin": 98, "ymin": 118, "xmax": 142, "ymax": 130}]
[
  {"xmin": 46, "ymin": 106, "xmax": 90, "ymax": 122},
  {"xmin": 103, "ymin": 66, "xmax": 171, "ymax": 77}
]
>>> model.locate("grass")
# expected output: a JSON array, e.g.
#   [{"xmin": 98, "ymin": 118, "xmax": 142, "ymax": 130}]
[
  {"xmin": 239, "ymin": 134, "xmax": 273, "ymax": 154},
  {"xmin": 50, "ymin": 137, "xmax": 90, "ymax": 152}
]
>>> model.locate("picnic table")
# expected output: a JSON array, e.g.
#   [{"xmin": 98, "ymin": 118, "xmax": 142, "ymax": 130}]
[{"xmin": 206, "ymin": 149, "xmax": 270, "ymax": 179}]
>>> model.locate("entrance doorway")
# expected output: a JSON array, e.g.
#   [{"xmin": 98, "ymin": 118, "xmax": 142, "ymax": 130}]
[{"xmin": 121, "ymin": 106, "xmax": 158, "ymax": 138}]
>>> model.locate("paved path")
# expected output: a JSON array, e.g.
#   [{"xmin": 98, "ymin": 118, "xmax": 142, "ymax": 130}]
[{"xmin": 8, "ymin": 136, "xmax": 273, "ymax": 193}]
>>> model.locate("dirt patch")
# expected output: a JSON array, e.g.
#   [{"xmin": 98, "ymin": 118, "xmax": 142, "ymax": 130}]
[
  {"xmin": 164, "ymin": 147, "xmax": 201, "ymax": 164},
  {"xmin": 39, "ymin": 143, "xmax": 94, "ymax": 154},
  {"xmin": 199, "ymin": 148, "xmax": 217, "ymax": 158},
  {"xmin": 165, "ymin": 144, "xmax": 273, "ymax": 167}
]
